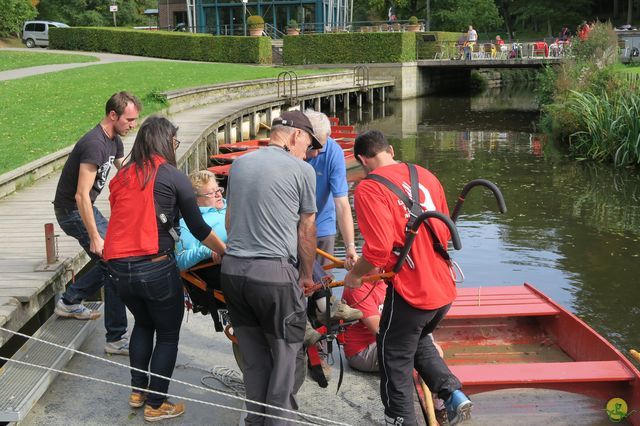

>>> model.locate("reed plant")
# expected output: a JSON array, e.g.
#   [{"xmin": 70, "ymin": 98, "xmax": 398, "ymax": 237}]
[
  {"xmin": 538, "ymin": 21, "xmax": 640, "ymax": 167},
  {"xmin": 564, "ymin": 84, "xmax": 640, "ymax": 166}
]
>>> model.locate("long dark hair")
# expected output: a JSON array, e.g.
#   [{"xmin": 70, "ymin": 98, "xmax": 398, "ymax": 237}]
[{"xmin": 124, "ymin": 115, "xmax": 178, "ymax": 188}]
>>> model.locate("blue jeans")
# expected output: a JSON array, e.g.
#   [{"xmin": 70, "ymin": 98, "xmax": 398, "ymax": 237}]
[
  {"xmin": 54, "ymin": 206, "xmax": 127, "ymax": 343},
  {"xmin": 108, "ymin": 255, "xmax": 184, "ymax": 408}
]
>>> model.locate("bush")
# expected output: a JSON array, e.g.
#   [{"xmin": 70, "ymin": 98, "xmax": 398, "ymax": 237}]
[
  {"xmin": 470, "ymin": 70, "xmax": 487, "ymax": 92},
  {"xmin": 283, "ymin": 32, "xmax": 416, "ymax": 64},
  {"xmin": 49, "ymin": 27, "xmax": 272, "ymax": 64},
  {"xmin": 247, "ymin": 15, "xmax": 264, "ymax": 30},
  {"xmin": 288, "ymin": 19, "xmax": 299, "ymax": 29},
  {"xmin": 0, "ymin": 0, "xmax": 37, "ymax": 38},
  {"xmin": 408, "ymin": 16, "xmax": 419, "ymax": 25},
  {"xmin": 572, "ymin": 22, "xmax": 619, "ymax": 67}
]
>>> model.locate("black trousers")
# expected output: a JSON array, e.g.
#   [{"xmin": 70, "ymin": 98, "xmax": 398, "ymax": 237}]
[{"xmin": 377, "ymin": 285, "xmax": 461, "ymax": 425}]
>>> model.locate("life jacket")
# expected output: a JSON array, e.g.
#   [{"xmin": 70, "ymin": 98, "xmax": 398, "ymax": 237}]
[{"xmin": 103, "ymin": 156, "xmax": 166, "ymax": 260}]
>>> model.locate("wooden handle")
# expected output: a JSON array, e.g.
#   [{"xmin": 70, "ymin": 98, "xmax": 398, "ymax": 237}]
[
  {"xmin": 630, "ymin": 349, "xmax": 640, "ymax": 363},
  {"xmin": 316, "ymin": 248, "xmax": 344, "ymax": 267},
  {"xmin": 420, "ymin": 378, "xmax": 438, "ymax": 426}
]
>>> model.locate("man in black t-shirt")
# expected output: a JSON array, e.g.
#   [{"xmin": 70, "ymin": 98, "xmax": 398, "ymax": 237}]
[{"xmin": 53, "ymin": 92, "xmax": 142, "ymax": 356}]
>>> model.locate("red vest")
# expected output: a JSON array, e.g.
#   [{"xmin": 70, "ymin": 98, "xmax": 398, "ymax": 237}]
[{"xmin": 103, "ymin": 157, "xmax": 166, "ymax": 260}]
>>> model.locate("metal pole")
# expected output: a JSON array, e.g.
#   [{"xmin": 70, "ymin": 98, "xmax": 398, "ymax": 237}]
[{"xmin": 243, "ymin": 0, "xmax": 247, "ymax": 36}]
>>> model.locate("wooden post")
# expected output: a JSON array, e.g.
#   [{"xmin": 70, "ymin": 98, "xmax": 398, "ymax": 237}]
[
  {"xmin": 367, "ymin": 89, "xmax": 374, "ymax": 104},
  {"xmin": 224, "ymin": 123, "xmax": 231, "ymax": 145},
  {"xmin": 330, "ymin": 95, "xmax": 336, "ymax": 114},
  {"xmin": 315, "ymin": 97, "xmax": 321, "ymax": 111},
  {"xmin": 249, "ymin": 112, "xmax": 257, "ymax": 139},
  {"xmin": 266, "ymin": 107, "xmax": 272, "ymax": 127},
  {"xmin": 45, "ymin": 223, "xmax": 57, "ymax": 264},
  {"xmin": 344, "ymin": 92, "xmax": 350, "ymax": 110},
  {"xmin": 357, "ymin": 93, "xmax": 362, "ymax": 108}
]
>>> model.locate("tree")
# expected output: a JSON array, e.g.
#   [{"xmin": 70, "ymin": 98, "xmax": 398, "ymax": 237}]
[
  {"xmin": 37, "ymin": 0, "xmax": 155, "ymax": 27},
  {"xmin": 0, "ymin": 0, "xmax": 37, "ymax": 37},
  {"xmin": 432, "ymin": 0, "xmax": 503, "ymax": 32}
]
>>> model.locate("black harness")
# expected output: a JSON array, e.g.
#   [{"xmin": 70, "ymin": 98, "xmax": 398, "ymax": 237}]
[{"xmin": 365, "ymin": 163, "xmax": 451, "ymax": 265}]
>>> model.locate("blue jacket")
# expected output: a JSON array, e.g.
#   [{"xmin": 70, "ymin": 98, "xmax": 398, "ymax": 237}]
[
  {"xmin": 306, "ymin": 137, "xmax": 348, "ymax": 238},
  {"xmin": 176, "ymin": 202, "xmax": 227, "ymax": 271}
]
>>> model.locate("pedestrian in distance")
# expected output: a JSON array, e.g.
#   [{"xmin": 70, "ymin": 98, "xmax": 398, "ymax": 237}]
[
  {"xmin": 344, "ymin": 130, "xmax": 472, "ymax": 426},
  {"xmin": 221, "ymin": 110, "xmax": 321, "ymax": 425},
  {"xmin": 53, "ymin": 91, "xmax": 141, "ymax": 356},
  {"xmin": 103, "ymin": 115, "xmax": 226, "ymax": 422}
]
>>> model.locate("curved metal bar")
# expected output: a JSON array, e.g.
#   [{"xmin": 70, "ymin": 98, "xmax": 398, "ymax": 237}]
[
  {"xmin": 392, "ymin": 211, "xmax": 461, "ymax": 273},
  {"xmin": 450, "ymin": 179, "xmax": 507, "ymax": 223}
]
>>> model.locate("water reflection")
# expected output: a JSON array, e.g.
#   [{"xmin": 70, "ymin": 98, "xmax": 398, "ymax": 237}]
[{"xmin": 342, "ymin": 88, "xmax": 640, "ymax": 355}]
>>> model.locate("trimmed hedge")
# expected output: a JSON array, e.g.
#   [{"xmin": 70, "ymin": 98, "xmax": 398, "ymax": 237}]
[
  {"xmin": 283, "ymin": 32, "xmax": 416, "ymax": 64},
  {"xmin": 49, "ymin": 27, "xmax": 272, "ymax": 64},
  {"xmin": 416, "ymin": 31, "xmax": 463, "ymax": 59}
]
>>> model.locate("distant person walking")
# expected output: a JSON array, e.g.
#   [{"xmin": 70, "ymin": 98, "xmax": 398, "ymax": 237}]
[
  {"xmin": 53, "ymin": 91, "xmax": 141, "ymax": 356},
  {"xmin": 467, "ymin": 25, "xmax": 478, "ymax": 45}
]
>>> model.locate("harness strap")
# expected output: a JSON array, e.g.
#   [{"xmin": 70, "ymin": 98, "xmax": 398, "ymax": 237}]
[{"xmin": 365, "ymin": 163, "xmax": 450, "ymax": 262}]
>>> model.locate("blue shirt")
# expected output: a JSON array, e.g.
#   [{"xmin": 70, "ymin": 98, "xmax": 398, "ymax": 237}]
[
  {"xmin": 176, "ymin": 202, "xmax": 227, "ymax": 271},
  {"xmin": 307, "ymin": 137, "xmax": 349, "ymax": 238}
]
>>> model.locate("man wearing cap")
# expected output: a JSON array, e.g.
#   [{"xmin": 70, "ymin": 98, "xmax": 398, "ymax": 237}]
[{"xmin": 221, "ymin": 110, "xmax": 320, "ymax": 424}]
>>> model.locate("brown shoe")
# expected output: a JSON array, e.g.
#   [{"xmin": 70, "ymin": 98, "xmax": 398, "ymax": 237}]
[
  {"xmin": 129, "ymin": 391, "xmax": 146, "ymax": 408},
  {"xmin": 143, "ymin": 400, "xmax": 185, "ymax": 422}
]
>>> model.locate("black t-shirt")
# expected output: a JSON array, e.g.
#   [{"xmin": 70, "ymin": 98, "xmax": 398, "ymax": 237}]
[
  {"xmin": 154, "ymin": 163, "xmax": 212, "ymax": 252},
  {"xmin": 53, "ymin": 125, "xmax": 124, "ymax": 209}
]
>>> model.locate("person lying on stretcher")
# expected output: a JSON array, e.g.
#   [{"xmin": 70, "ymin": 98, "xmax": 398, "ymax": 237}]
[{"xmin": 176, "ymin": 170, "xmax": 361, "ymax": 326}]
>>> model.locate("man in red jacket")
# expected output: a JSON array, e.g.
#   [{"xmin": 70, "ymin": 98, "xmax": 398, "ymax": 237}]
[{"xmin": 344, "ymin": 130, "xmax": 471, "ymax": 426}]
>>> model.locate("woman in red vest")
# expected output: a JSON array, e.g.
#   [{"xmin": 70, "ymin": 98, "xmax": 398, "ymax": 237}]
[{"xmin": 104, "ymin": 116, "xmax": 225, "ymax": 421}]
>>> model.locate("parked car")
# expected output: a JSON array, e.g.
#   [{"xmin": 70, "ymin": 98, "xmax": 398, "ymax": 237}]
[{"xmin": 22, "ymin": 21, "xmax": 69, "ymax": 48}]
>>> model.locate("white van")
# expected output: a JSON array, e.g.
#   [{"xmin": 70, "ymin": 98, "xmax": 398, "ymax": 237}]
[{"xmin": 22, "ymin": 21, "xmax": 69, "ymax": 48}]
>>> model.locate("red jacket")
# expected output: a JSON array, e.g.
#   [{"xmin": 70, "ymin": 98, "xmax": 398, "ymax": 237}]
[
  {"xmin": 104, "ymin": 157, "xmax": 165, "ymax": 260},
  {"xmin": 354, "ymin": 162, "xmax": 456, "ymax": 310}
]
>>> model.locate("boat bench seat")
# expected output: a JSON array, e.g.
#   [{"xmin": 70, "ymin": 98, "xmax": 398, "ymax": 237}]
[{"xmin": 451, "ymin": 360, "xmax": 635, "ymax": 387}]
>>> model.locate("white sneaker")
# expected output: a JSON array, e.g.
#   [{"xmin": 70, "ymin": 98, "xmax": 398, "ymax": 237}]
[
  {"xmin": 105, "ymin": 337, "xmax": 129, "ymax": 356},
  {"xmin": 54, "ymin": 299, "xmax": 101, "ymax": 320}
]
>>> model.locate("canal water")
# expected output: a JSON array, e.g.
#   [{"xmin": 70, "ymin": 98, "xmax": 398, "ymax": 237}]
[{"xmin": 339, "ymin": 86, "xmax": 640, "ymax": 358}]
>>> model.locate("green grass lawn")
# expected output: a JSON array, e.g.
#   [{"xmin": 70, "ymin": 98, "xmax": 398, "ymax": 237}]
[
  {"xmin": 0, "ymin": 61, "xmax": 333, "ymax": 174},
  {"xmin": 0, "ymin": 51, "xmax": 99, "ymax": 72},
  {"xmin": 612, "ymin": 62, "xmax": 640, "ymax": 74}
]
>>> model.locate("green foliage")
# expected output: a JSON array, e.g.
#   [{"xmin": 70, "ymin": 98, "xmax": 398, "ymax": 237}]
[
  {"xmin": 432, "ymin": 0, "xmax": 503, "ymax": 32},
  {"xmin": 247, "ymin": 15, "xmax": 265, "ymax": 29},
  {"xmin": 564, "ymin": 87, "xmax": 640, "ymax": 166},
  {"xmin": 539, "ymin": 22, "xmax": 640, "ymax": 167},
  {"xmin": 408, "ymin": 16, "xmax": 418, "ymax": 25},
  {"xmin": 49, "ymin": 27, "xmax": 272, "ymax": 64},
  {"xmin": 0, "ymin": 51, "xmax": 97, "ymax": 71},
  {"xmin": 283, "ymin": 32, "xmax": 416, "ymax": 64},
  {"xmin": 415, "ymin": 31, "xmax": 462, "ymax": 59},
  {"xmin": 37, "ymin": 0, "xmax": 156, "ymax": 27},
  {"xmin": 0, "ymin": 0, "xmax": 37, "ymax": 38},
  {"xmin": 288, "ymin": 19, "xmax": 299, "ymax": 29},
  {"xmin": 469, "ymin": 70, "xmax": 488, "ymax": 92},
  {"xmin": 0, "ymin": 61, "xmax": 328, "ymax": 173},
  {"xmin": 572, "ymin": 22, "xmax": 619, "ymax": 66},
  {"xmin": 535, "ymin": 66, "xmax": 558, "ymax": 106}
]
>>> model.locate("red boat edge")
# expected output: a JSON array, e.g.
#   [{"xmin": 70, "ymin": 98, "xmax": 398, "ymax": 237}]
[{"xmin": 426, "ymin": 283, "xmax": 640, "ymax": 425}]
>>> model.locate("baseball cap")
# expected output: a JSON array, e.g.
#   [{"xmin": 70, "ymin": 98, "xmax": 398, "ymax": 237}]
[{"xmin": 272, "ymin": 111, "xmax": 322, "ymax": 150}]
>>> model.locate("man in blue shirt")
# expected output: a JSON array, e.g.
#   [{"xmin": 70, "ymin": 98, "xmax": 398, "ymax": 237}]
[{"xmin": 304, "ymin": 110, "xmax": 358, "ymax": 268}]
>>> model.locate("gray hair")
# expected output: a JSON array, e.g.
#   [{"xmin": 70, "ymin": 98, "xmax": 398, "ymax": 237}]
[{"xmin": 304, "ymin": 109, "xmax": 330, "ymax": 145}]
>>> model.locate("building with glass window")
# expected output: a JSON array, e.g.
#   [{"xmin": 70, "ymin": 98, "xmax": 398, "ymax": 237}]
[{"xmin": 158, "ymin": 0, "xmax": 351, "ymax": 36}]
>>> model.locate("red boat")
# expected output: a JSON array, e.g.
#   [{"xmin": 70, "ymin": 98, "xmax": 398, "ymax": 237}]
[
  {"xmin": 413, "ymin": 284, "xmax": 640, "ymax": 425},
  {"xmin": 209, "ymin": 122, "xmax": 359, "ymax": 177}
]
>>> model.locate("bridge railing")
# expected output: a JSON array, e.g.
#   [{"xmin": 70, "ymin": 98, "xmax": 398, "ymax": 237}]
[{"xmin": 419, "ymin": 39, "xmax": 572, "ymax": 60}]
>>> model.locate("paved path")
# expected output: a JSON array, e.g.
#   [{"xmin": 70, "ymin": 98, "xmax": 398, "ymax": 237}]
[{"xmin": 0, "ymin": 48, "xmax": 202, "ymax": 81}]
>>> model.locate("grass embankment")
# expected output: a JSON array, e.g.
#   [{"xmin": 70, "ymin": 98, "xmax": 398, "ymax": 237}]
[
  {"xmin": 0, "ymin": 61, "xmax": 332, "ymax": 174},
  {"xmin": 0, "ymin": 51, "xmax": 99, "ymax": 72}
]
